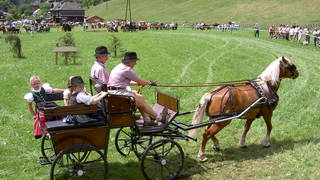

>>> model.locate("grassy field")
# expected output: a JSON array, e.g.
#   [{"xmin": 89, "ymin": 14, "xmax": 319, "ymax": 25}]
[
  {"xmin": 87, "ymin": 0, "xmax": 320, "ymax": 24},
  {"xmin": 0, "ymin": 28, "xmax": 319, "ymax": 179}
]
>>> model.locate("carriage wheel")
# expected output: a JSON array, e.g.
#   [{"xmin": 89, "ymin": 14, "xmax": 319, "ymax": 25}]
[
  {"xmin": 115, "ymin": 127, "xmax": 133, "ymax": 156},
  {"xmin": 41, "ymin": 135, "xmax": 55, "ymax": 164},
  {"xmin": 50, "ymin": 144, "xmax": 107, "ymax": 180},
  {"xmin": 140, "ymin": 139, "xmax": 184, "ymax": 180},
  {"xmin": 132, "ymin": 135, "xmax": 153, "ymax": 159}
]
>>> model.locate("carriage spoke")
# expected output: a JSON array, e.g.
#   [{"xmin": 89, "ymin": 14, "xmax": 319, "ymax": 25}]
[{"xmin": 81, "ymin": 151, "xmax": 91, "ymax": 163}]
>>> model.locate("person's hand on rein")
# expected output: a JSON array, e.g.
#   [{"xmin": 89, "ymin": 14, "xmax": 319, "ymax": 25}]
[{"xmin": 149, "ymin": 81, "xmax": 157, "ymax": 86}]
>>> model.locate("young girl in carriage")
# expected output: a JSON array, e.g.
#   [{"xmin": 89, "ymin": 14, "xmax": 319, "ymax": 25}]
[
  {"xmin": 62, "ymin": 76, "xmax": 108, "ymax": 124},
  {"xmin": 24, "ymin": 75, "xmax": 64, "ymax": 139}
]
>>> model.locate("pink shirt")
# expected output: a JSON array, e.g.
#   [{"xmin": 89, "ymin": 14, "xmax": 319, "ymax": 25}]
[
  {"xmin": 90, "ymin": 61, "xmax": 109, "ymax": 84},
  {"xmin": 108, "ymin": 63, "xmax": 140, "ymax": 88}
]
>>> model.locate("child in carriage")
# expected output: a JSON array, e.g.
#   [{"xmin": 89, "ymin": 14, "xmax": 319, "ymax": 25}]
[
  {"xmin": 63, "ymin": 76, "xmax": 108, "ymax": 124},
  {"xmin": 24, "ymin": 75, "xmax": 64, "ymax": 139}
]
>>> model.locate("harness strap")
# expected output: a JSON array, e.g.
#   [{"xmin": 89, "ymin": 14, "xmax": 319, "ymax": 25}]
[{"xmin": 249, "ymin": 80, "xmax": 266, "ymax": 99}]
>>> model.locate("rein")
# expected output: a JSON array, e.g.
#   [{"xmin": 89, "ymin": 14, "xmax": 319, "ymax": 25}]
[{"xmin": 155, "ymin": 79, "xmax": 257, "ymax": 88}]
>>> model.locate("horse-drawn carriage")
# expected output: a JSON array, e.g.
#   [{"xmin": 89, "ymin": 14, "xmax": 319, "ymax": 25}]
[
  {"xmin": 38, "ymin": 86, "xmax": 196, "ymax": 179},
  {"xmin": 36, "ymin": 57, "xmax": 299, "ymax": 179}
]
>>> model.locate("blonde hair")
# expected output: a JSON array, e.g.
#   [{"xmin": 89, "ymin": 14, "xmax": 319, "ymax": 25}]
[
  {"xmin": 67, "ymin": 76, "xmax": 75, "ymax": 89},
  {"xmin": 29, "ymin": 75, "xmax": 41, "ymax": 87},
  {"xmin": 67, "ymin": 76, "xmax": 75, "ymax": 105}
]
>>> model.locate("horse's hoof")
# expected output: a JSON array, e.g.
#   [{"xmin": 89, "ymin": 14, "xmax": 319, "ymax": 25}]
[
  {"xmin": 239, "ymin": 145, "xmax": 247, "ymax": 148},
  {"xmin": 213, "ymin": 147, "xmax": 220, "ymax": 151},
  {"xmin": 263, "ymin": 144, "xmax": 271, "ymax": 148},
  {"xmin": 262, "ymin": 140, "xmax": 271, "ymax": 147},
  {"xmin": 199, "ymin": 156, "xmax": 208, "ymax": 162},
  {"xmin": 212, "ymin": 144, "xmax": 220, "ymax": 151}
]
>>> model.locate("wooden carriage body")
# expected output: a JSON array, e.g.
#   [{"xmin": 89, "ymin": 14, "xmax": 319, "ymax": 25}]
[
  {"xmin": 42, "ymin": 90, "xmax": 179, "ymax": 154},
  {"xmin": 40, "ymin": 89, "xmax": 182, "ymax": 180}
]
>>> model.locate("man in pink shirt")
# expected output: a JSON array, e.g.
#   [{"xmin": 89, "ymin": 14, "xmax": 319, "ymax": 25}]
[
  {"xmin": 108, "ymin": 51, "xmax": 167, "ymax": 124},
  {"xmin": 90, "ymin": 46, "xmax": 110, "ymax": 91}
]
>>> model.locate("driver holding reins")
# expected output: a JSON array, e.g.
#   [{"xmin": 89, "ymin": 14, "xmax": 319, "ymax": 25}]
[{"xmin": 108, "ymin": 51, "xmax": 167, "ymax": 125}]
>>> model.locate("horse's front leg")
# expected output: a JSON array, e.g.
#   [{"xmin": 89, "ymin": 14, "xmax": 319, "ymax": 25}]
[
  {"xmin": 239, "ymin": 119, "xmax": 254, "ymax": 148},
  {"xmin": 262, "ymin": 109, "xmax": 273, "ymax": 147}
]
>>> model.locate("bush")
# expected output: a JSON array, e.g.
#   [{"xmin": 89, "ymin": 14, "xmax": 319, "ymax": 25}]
[
  {"xmin": 57, "ymin": 32, "xmax": 75, "ymax": 62},
  {"xmin": 5, "ymin": 35, "xmax": 23, "ymax": 58},
  {"xmin": 58, "ymin": 32, "xmax": 75, "ymax": 46},
  {"xmin": 109, "ymin": 35, "xmax": 125, "ymax": 57}
]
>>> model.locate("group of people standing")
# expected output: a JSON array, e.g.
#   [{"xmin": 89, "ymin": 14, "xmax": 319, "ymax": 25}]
[
  {"xmin": 24, "ymin": 46, "xmax": 167, "ymax": 139},
  {"xmin": 268, "ymin": 24, "xmax": 320, "ymax": 47}
]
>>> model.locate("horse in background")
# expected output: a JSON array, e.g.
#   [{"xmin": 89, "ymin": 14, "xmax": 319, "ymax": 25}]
[{"xmin": 188, "ymin": 57, "xmax": 299, "ymax": 162}]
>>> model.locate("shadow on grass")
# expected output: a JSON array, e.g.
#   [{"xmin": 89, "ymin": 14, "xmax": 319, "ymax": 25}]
[
  {"xmin": 107, "ymin": 156, "xmax": 205, "ymax": 180},
  {"xmin": 205, "ymin": 137, "xmax": 320, "ymax": 163},
  {"xmin": 107, "ymin": 160, "xmax": 143, "ymax": 180}
]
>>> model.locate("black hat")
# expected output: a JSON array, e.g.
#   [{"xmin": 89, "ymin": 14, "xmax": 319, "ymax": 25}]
[
  {"xmin": 70, "ymin": 76, "xmax": 84, "ymax": 87},
  {"xmin": 122, "ymin": 51, "xmax": 139, "ymax": 63},
  {"xmin": 95, "ymin": 46, "xmax": 110, "ymax": 57}
]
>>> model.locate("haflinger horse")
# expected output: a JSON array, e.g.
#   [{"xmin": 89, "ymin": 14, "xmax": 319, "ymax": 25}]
[{"xmin": 188, "ymin": 56, "xmax": 299, "ymax": 162}]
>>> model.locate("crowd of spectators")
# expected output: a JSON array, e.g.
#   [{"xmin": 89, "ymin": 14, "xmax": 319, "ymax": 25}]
[{"xmin": 268, "ymin": 24, "xmax": 320, "ymax": 47}]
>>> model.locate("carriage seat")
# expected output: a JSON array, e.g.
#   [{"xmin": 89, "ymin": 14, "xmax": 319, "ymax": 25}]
[
  {"xmin": 45, "ymin": 120, "xmax": 106, "ymax": 132},
  {"xmin": 36, "ymin": 92, "xmax": 64, "ymax": 111},
  {"xmin": 89, "ymin": 77, "xmax": 108, "ymax": 94},
  {"xmin": 42, "ymin": 104, "xmax": 100, "ymax": 117},
  {"xmin": 105, "ymin": 94, "xmax": 136, "ymax": 128},
  {"xmin": 138, "ymin": 91, "xmax": 179, "ymax": 133}
]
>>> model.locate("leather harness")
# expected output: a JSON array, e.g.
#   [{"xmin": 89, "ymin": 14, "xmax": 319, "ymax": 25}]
[{"xmin": 206, "ymin": 80, "xmax": 279, "ymax": 118}]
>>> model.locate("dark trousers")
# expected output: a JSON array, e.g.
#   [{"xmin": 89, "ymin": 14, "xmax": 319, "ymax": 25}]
[
  {"xmin": 254, "ymin": 30, "xmax": 259, "ymax": 38},
  {"xmin": 314, "ymin": 37, "xmax": 319, "ymax": 47}
]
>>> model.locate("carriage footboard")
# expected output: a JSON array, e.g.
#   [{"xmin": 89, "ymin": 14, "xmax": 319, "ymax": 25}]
[{"xmin": 172, "ymin": 97, "xmax": 266, "ymax": 131}]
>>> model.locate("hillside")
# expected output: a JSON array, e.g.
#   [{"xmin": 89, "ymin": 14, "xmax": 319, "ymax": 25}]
[{"xmin": 86, "ymin": 0, "xmax": 320, "ymax": 24}]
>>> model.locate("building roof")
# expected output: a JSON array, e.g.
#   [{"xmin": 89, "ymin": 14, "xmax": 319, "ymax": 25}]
[
  {"xmin": 51, "ymin": 1, "xmax": 84, "ymax": 11},
  {"xmin": 86, "ymin": 16, "xmax": 104, "ymax": 22}
]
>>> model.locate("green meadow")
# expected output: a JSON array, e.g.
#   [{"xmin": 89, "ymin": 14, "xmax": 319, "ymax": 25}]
[
  {"xmin": 87, "ymin": 0, "xmax": 320, "ymax": 24},
  {"xmin": 0, "ymin": 28, "xmax": 319, "ymax": 179}
]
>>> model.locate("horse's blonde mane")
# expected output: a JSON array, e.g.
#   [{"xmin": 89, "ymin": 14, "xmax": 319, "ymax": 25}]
[{"xmin": 258, "ymin": 57, "xmax": 283, "ymax": 85}]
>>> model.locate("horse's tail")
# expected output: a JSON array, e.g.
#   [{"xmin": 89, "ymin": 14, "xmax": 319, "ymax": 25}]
[{"xmin": 188, "ymin": 93, "xmax": 212, "ymax": 138}]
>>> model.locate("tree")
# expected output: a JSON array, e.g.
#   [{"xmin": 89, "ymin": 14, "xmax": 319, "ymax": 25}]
[
  {"xmin": 0, "ymin": 0, "xmax": 15, "ymax": 12},
  {"xmin": 37, "ymin": 2, "xmax": 51, "ymax": 19},
  {"xmin": 109, "ymin": 35, "xmax": 125, "ymax": 57},
  {"xmin": 5, "ymin": 34, "xmax": 23, "ymax": 58},
  {"xmin": 18, "ymin": 4, "xmax": 33, "ymax": 16},
  {"xmin": 57, "ymin": 33, "xmax": 76, "ymax": 63},
  {"xmin": 6, "ymin": 8, "xmax": 20, "ymax": 20}
]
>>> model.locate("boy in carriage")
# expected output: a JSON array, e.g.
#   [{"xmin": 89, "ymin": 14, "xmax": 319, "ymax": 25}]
[
  {"xmin": 24, "ymin": 75, "xmax": 64, "ymax": 139},
  {"xmin": 63, "ymin": 76, "xmax": 108, "ymax": 124}
]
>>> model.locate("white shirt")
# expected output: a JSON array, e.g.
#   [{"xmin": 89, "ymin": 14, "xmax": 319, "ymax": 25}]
[
  {"xmin": 24, "ymin": 83, "xmax": 53, "ymax": 102},
  {"xmin": 75, "ymin": 91, "xmax": 93, "ymax": 105},
  {"xmin": 63, "ymin": 89, "xmax": 70, "ymax": 100}
]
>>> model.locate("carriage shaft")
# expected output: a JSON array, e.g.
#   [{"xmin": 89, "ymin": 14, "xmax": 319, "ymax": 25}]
[{"xmin": 172, "ymin": 97, "xmax": 265, "ymax": 131}]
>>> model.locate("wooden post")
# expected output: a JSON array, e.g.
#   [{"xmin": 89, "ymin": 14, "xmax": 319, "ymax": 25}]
[
  {"xmin": 55, "ymin": 52, "xmax": 58, "ymax": 65},
  {"xmin": 73, "ymin": 52, "xmax": 76, "ymax": 64},
  {"xmin": 64, "ymin": 52, "xmax": 68, "ymax": 65},
  {"xmin": 55, "ymin": 43, "xmax": 59, "ymax": 65}
]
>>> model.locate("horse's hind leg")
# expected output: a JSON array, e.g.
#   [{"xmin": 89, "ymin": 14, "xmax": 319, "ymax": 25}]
[
  {"xmin": 210, "ymin": 135, "xmax": 220, "ymax": 151},
  {"xmin": 198, "ymin": 121, "xmax": 230, "ymax": 162},
  {"xmin": 239, "ymin": 119, "xmax": 254, "ymax": 148},
  {"xmin": 262, "ymin": 109, "xmax": 273, "ymax": 147},
  {"xmin": 198, "ymin": 127, "xmax": 211, "ymax": 162}
]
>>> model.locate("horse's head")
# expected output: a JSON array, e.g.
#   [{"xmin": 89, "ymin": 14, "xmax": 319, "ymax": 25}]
[{"xmin": 279, "ymin": 57, "xmax": 299, "ymax": 79}]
